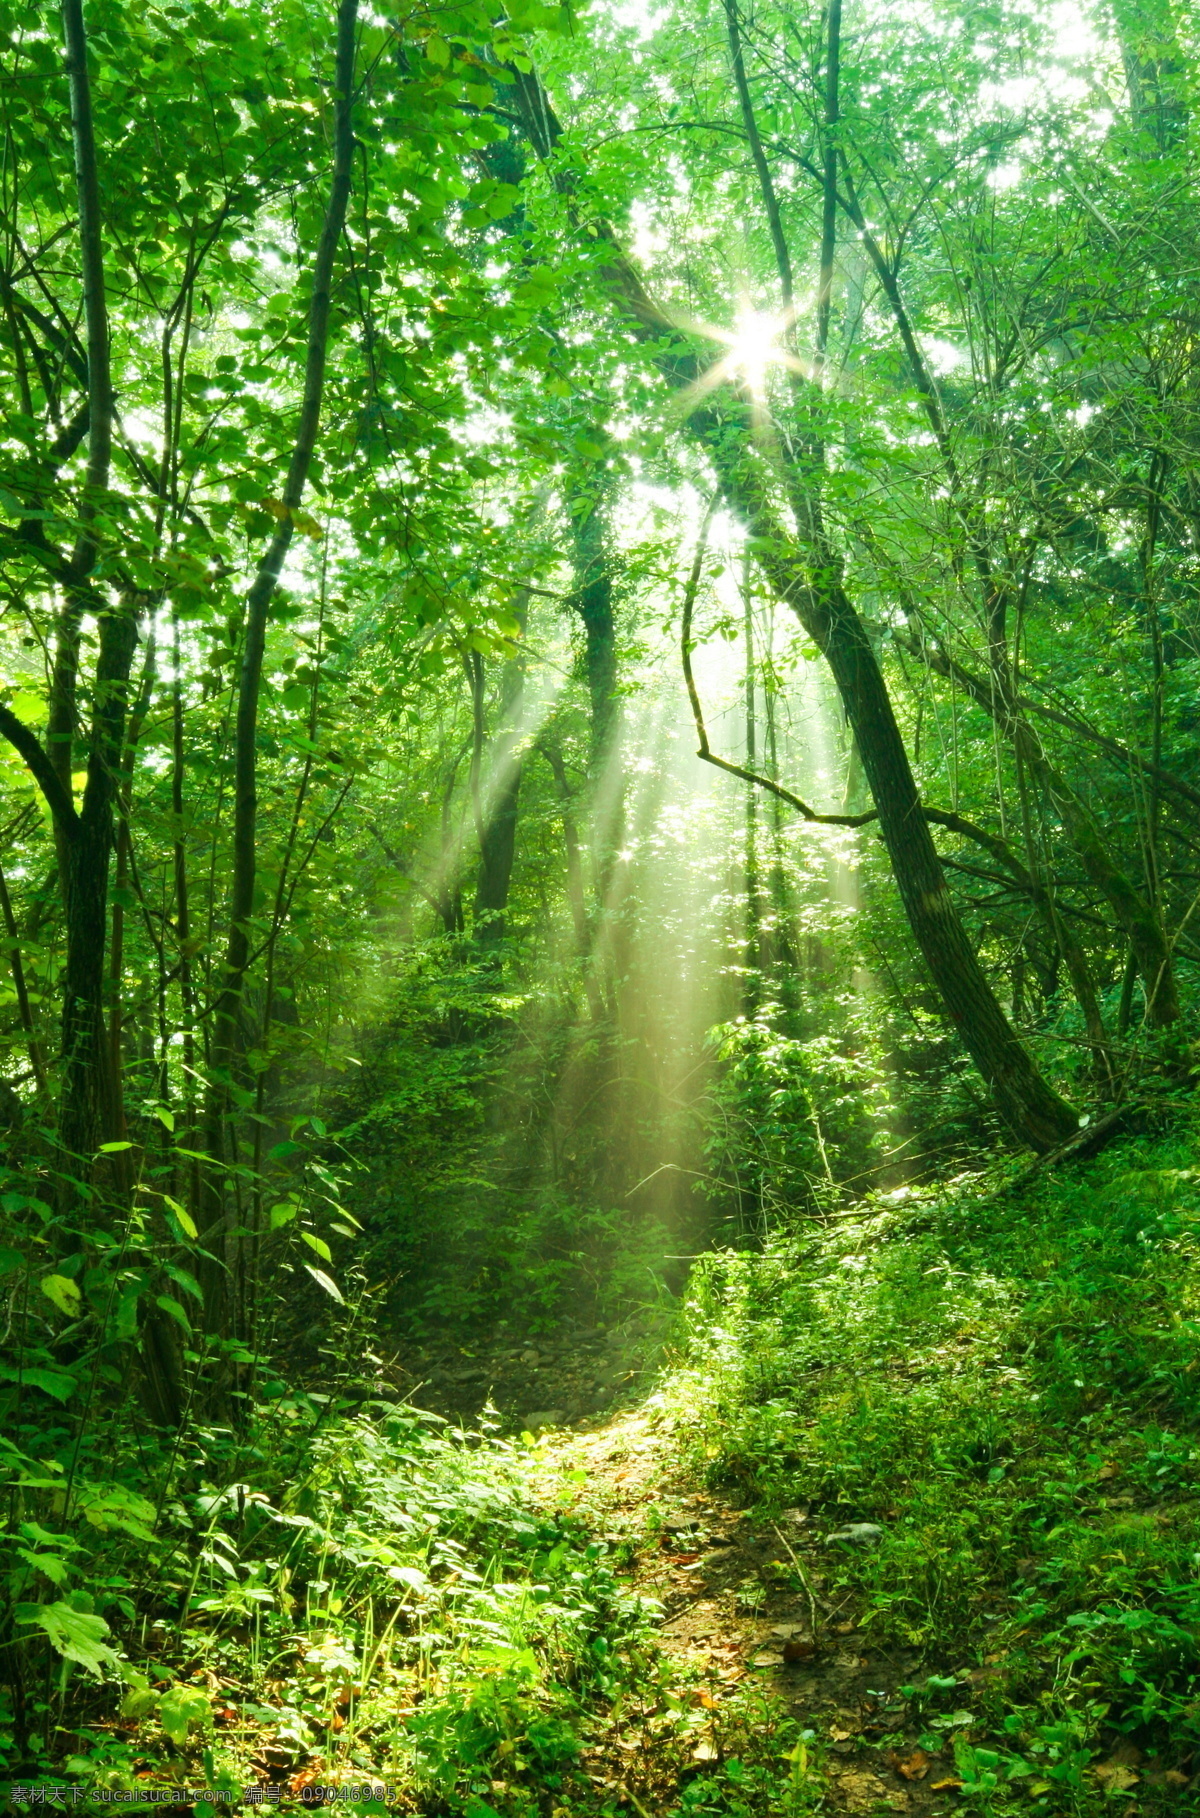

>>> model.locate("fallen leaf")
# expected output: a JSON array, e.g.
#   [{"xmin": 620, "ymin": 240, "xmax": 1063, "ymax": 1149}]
[
  {"xmin": 830, "ymin": 1726, "xmax": 855, "ymax": 1742},
  {"xmin": 930, "ymin": 1777, "xmax": 963, "ymax": 1792},
  {"xmin": 834, "ymin": 1620, "xmax": 858, "ymax": 1634},
  {"xmin": 1095, "ymin": 1742, "xmax": 1142, "ymax": 1793},
  {"xmin": 692, "ymin": 1740, "xmax": 719, "ymax": 1761},
  {"xmin": 1094, "ymin": 1765, "xmax": 1138, "ymax": 1792},
  {"xmin": 1164, "ymin": 1769, "xmax": 1189, "ymax": 1787},
  {"xmin": 1104, "ymin": 1742, "xmax": 1142, "ymax": 1766},
  {"xmin": 888, "ymin": 1748, "xmax": 931, "ymax": 1781},
  {"xmin": 828, "ymin": 1769, "xmax": 889, "ymax": 1807}
]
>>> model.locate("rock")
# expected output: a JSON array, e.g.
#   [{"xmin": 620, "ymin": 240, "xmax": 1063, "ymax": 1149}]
[
  {"xmin": 783, "ymin": 1637, "xmax": 817, "ymax": 1662},
  {"xmin": 825, "ymin": 1523, "xmax": 885, "ymax": 1547},
  {"xmin": 521, "ymin": 1409, "xmax": 564, "ymax": 1432}
]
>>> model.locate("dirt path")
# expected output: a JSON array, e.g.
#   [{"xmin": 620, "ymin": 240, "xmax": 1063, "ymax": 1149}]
[
  {"xmin": 395, "ymin": 1320, "xmax": 967, "ymax": 1813},
  {"xmin": 528, "ymin": 1408, "xmax": 965, "ymax": 1816}
]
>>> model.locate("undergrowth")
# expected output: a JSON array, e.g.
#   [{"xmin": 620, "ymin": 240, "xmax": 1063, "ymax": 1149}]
[
  {"xmin": 658, "ymin": 1123, "xmax": 1200, "ymax": 1808},
  {"xmin": 1, "ymin": 1400, "xmax": 655, "ymax": 1814}
]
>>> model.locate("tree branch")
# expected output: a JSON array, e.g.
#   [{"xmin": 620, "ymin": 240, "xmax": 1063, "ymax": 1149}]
[
  {"xmin": 680, "ymin": 499, "xmax": 875, "ymax": 828},
  {"xmin": 0, "ymin": 705, "xmax": 79, "ymax": 830}
]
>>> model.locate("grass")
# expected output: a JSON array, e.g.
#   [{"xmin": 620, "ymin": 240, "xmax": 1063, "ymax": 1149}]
[
  {"xmin": 3, "ymin": 1401, "xmax": 652, "ymax": 1813},
  {"xmin": 655, "ymin": 1122, "xmax": 1200, "ymax": 1808}
]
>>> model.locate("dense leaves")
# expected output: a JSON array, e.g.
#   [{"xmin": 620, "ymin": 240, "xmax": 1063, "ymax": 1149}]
[{"xmin": 1, "ymin": 0, "xmax": 1199, "ymax": 1808}]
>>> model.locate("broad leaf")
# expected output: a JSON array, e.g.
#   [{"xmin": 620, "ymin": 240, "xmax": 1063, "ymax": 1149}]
[
  {"xmin": 17, "ymin": 1600, "xmax": 119, "ymax": 1678},
  {"xmin": 302, "ymin": 1263, "xmax": 344, "ymax": 1303},
  {"xmin": 40, "ymin": 1275, "xmax": 81, "ymax": 1318}
]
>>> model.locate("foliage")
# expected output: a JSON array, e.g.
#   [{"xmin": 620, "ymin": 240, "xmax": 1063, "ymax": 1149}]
[
  {"xmin": 2, "ymin": 0, "xmax": 1200, "ymax": 1807},
  {"xmin": 1, "ymin": 1377, "xmax": 657, "ymax": 1809},
  {"xmin": 659, "ymin": 1119, "xmax": 1200, "ymax": 1803}
]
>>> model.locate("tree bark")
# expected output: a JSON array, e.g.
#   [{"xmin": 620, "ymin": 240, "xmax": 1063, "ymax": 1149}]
[
  {"xmin": 569, "ymin": 447, "xmax": 619, "ymax": 779},
  {"xmin": 538, "ymin": 738, "xmax": 590, "ymax": 960}
]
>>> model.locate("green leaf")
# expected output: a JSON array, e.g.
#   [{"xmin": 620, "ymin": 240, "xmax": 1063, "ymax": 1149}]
[
  {"xmin": 162, "ymin": 1193, "xmax": 197, "ymax": 1240},
  {"xmin": 159, "ymin": 1685, "xmax": 211, "ymax": 1746},
  {"xmin": 163, "ymin": 1263, "xmax": 203, "ymax": 1303},
  {"xmin": 0, "ymin": 1363, "xmax": 77, "ymax": 1402},
  {"xmin": 16, "ymin": 1547, "xmax": 71, "ymax": 1586},
  {"xmin": 75, "ymin": 1482, "xmax": 157, "ymax": 1539},
  {"xmin": 269, "ymin": 1200, "xmax": 299, "ymax": 1228},
  {"xmin": 121, "ymin": 1686, "xmax": 162, "ymax": 1721},
  {"xmin": 424, "ymin": 34, "xmax": 450, "ymax": 67},
  {"xmin": 302, "ymin": 1263, "xmax": 343, "ymax": 1303},
  {"xmin": 156, "ymin": 1294, "xmax": 192, "ymax": 1332},
  {"xmin": 98, "ymin": 1140, "xmax": 135, "ymax": 1153},
  {"xmin": 17, "ymin": 1599, "xmax": 119, "ymax": 1678},
  {"xmin": 8, "ymin": 689, "xmax": 44, "ymax": 723},
  {"xmin": 301, "ymin": 1231, "xmax": 332, "ymax": 1263},
  {"xmin": 388, "ymin": 1564, "xmax": 429, "ymax": 1590},
  {"xmin": 40, "ymin": 1274, "xmax": 81, "ymax": 1318}
]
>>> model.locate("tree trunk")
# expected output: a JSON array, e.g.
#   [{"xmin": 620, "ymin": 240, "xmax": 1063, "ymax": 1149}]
[
  {"xmin": 58, "ymin": 604, "xmax": 140, "ymax": 1167},
  {"xmin": 474, "ymin": 767, "xmax": 523, "ymax": 938},
  {"xmin": 200, "ymin": 0, "xmax": 359, "ymax": 1340},
  {"xmin": 757, "ymin": 541, "xmax": 1077, "ymax": 1150},
  {"xmin": 1111, "ymin": 0, "xmax": 1189, "ymax": 148},
  {"xmin": 741, "ymin": 548, "xmax": 761, "ymax": 1002},
  {"xmin": 569, "ymin": 449, "xmax": 618, "ymax": 778},
  {"xmin": 539, "ymin": 739, "xmax": 590, "ymax": 958}
]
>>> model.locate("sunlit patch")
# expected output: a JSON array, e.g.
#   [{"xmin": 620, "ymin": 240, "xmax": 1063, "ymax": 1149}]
[
  {"xmin": 722, "ymin": 309, "xmax": 789, "ymax": 391},
  {"xmin": 665, "ymin": 305, "xmax": 813, "ymax": 423}
]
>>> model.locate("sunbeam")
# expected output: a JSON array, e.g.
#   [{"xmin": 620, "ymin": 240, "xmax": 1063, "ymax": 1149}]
[{"xmin": 721, "ymin": 308, "xmax": 791, "ymax": 391}]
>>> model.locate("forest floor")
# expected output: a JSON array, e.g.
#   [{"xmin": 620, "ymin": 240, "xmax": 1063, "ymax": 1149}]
[
  {"xmin": 382, "ymin": 1125, "xmax": 1200, "ymax": 1817},
  {"xmin": 23, "ymin": 1130, "xmax": 1200, "ymax": 1816},
  {"xmin": 531, "ymin": 1405, "xmax": 958, "ymax": 1817},
  {"xmin": 387, "ymin": 1330, "xmax": 984, "ymax": 1816}
]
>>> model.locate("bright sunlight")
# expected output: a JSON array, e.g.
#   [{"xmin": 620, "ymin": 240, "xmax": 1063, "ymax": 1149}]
[{"xmin": 722, "ymin": 308, "xmax": 790, "ymax": 389}]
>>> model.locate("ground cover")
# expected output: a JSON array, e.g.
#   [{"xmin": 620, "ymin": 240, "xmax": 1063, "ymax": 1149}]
[{"xmin": 6, "ymin": 1123, "xmax": 1200, "ymax": 1816}]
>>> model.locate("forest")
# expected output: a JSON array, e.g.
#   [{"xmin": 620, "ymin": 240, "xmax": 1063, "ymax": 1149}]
[{"xmin": 1, "ymin": 0, "xmax": 1199, "ymax": 1811}]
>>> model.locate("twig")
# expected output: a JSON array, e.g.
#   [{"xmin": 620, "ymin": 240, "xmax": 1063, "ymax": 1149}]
[{"xmin": 772, "ymin": 1522, "xmax": 824, "ymax": 1635}]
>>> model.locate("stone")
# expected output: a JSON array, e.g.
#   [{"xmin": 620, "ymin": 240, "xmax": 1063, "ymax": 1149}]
[
  {"xmin": 825, "ymin": 1522, "xmax": 884, "ymax": 1546},
  {"xmin": 521, "ymin": 1409, "xmax": 564, "ymax": 1431}
]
